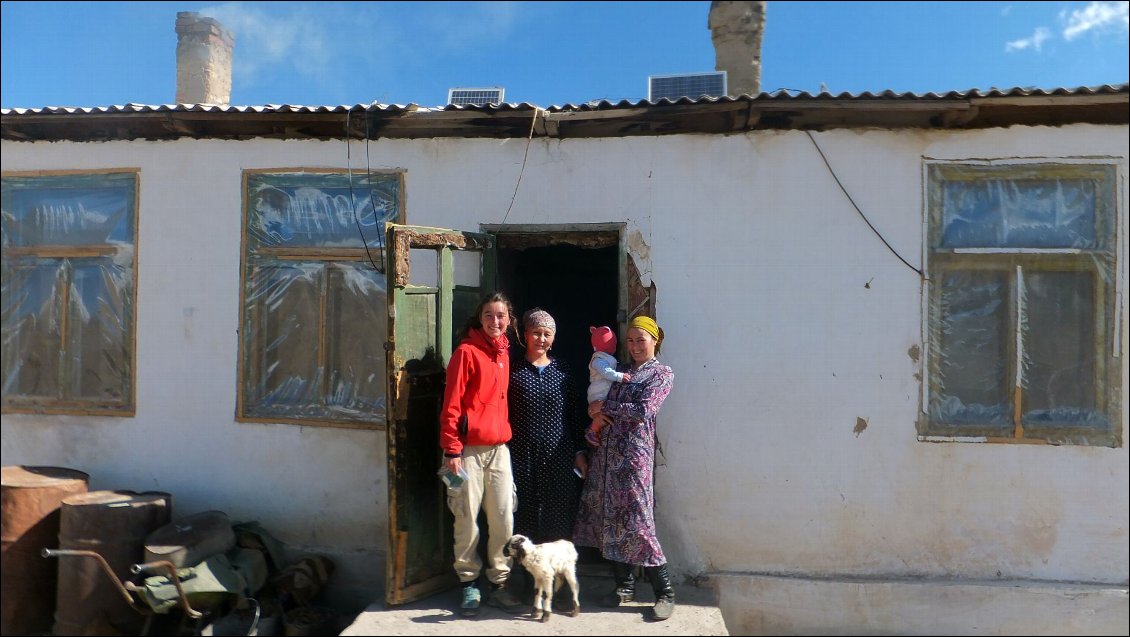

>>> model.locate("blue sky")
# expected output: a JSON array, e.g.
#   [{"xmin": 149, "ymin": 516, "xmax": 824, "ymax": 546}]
[{"xmin": 1, "ymin": 1, "xmax": 1127, "ymax": 109}]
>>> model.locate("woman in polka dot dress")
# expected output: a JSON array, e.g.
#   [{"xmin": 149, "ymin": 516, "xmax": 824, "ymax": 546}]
[{"xmin": 508, "ymin": 308, "xmax": 587, "ymax": 544}]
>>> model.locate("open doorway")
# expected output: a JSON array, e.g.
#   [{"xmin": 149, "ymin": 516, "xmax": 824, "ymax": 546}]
[
  {"xmin": 486, "ymin": 224, "xmax": 623, "ymax": 395},
  {"xmin": 383, "ymin": 223, "xmax": 632, "ymax": 603},
  {"xmin": 487, "ymin": 224, "xmax": 623, "ymax": 569}
]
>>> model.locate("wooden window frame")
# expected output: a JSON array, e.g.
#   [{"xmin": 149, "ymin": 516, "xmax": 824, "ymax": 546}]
[
  {"xmin": 1, "ymin": 169, "xmax": 139, "ymax": 416},
  {"xmin": 236, "ymin": 168, "xmax": 404, "ymax": 430},
  {"xmin": 919, "ymin": 160, "xmax": 1122, "ymax": 447}
]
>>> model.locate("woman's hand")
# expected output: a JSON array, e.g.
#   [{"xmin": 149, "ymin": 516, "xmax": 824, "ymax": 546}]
[
  {"xmin": 587, "ymin": 400, "xmax": 605, "ymax": 418},
  {"xmin": 574, "ymin": 453, "xmax": 589, "ymax": 480},
  {"xmin": 444, "ymin": 456, "xmax": 462, "ymax": 476}
]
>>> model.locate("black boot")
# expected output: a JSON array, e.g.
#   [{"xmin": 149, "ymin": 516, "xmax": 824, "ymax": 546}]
[
  {"xmin": 644, "ymin": 564, "xmax": 675, "ymax": 620},
  {"xmin": 600, "ymin": 561, "xmax": 636, "ymax": 607}
]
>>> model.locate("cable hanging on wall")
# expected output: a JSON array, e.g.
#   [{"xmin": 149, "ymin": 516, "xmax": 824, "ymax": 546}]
[
  {"xmin": 346, "ymin": 107, "xmax": 384, "ymax": 274},
  {"xmin": 499, "ymin": 107, "xmax": 542, "ymax": 225},
  {"xmin": 805, "ymin": 130, "xmax": 924, "ymax": 279},
  {"xmin": 364, "ymin": 110, "xmax": 386, "ymax": 265}
]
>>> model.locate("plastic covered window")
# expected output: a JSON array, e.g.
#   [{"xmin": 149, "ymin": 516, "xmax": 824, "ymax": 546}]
[
  {"xmin": 1, "ymin": 172, "xmax": 136, "ymax": 414},
  {"xmin": 924, "ymin": 163, "xmax": 1119, "ymax": 447},
  {"xmin": 940, "ymin": 178, "xmax": 1097, "ymax": 249},
  {"xmin": 247, "ymin": 171, "xmax": 397, "ymax": 251},
  {"xmin": 240, "ymin": 171, "xmax": 400, "ymax": 427}
]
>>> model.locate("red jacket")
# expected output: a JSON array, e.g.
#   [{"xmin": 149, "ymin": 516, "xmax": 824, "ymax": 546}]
[{"xmin": 439, "ymin": 327, "xmax": 512, "ymax": 457}]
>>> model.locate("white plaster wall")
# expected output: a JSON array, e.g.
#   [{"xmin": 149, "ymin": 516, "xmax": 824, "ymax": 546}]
[
  {"xmin": 3, "ymin": 124, "xmax": 1126, "ymax": 602},
  {"xmin": 715, "ymin": 574, "xmax": 1129, "ymax": 635}
]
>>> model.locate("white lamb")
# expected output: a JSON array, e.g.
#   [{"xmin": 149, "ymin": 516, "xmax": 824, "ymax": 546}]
[{"xmin": 503, "ymin": 534, "xmax": 580, "ymax": 622}]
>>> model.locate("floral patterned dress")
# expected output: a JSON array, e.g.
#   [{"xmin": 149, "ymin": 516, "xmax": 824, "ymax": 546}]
[
  {"xmin": 572, "ymin": 357, "xmax": 674, "ymax": 566},
  {"xmin": 508, "ymin": 357, "xmax": 586, "ymax": 543}
]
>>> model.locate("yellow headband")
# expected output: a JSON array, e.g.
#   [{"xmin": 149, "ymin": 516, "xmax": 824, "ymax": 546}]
[{"xmin": 630, "ymin": 316, "xmax": 663, "ymax": 343}]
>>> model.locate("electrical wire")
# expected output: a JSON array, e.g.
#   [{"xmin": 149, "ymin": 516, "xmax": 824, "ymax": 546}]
[
  {"xmin": 346, "ymin": 108, "xmax": 383, "ymax": 273},
  {"xmin": 364, "ymin": 110, "xmax": 386, "ymax": 271},
  {"xmin": 499, "ymin": 107, "xmax": 541, "ymax": 225},
  {"xmin": 805, "ymin": 130, "xmax": 924, "ymax": 278}
]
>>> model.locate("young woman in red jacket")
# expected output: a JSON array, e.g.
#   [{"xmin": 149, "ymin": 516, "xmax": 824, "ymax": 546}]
[{"xmin": 439, "ymin": 291, "xmax": 525, "ymax": 617}]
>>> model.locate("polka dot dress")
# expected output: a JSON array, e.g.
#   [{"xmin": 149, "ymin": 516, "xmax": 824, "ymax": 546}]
[{"xmin": 508, "ymin": 356, "xmax": 585, "ymax": 544}]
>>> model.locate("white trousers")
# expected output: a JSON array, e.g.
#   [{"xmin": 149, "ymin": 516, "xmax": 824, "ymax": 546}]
[{"xmin": 448, "ymin": 444, "xmax": 515, "ymax": 585}]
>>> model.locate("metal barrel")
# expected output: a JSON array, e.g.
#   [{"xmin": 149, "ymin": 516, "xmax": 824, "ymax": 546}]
[
  {"xmin": 54, "ymin": 490, "xmax": 171, "ymax": 636},
  {"xmin": 1, "ymin": 465, "xmax": 90, "ymax": 637}
]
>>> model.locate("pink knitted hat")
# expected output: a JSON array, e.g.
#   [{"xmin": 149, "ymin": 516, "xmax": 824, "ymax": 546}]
[{"xmin": 590, "ymin": 326, "xmax": 616, "ymax": 354}]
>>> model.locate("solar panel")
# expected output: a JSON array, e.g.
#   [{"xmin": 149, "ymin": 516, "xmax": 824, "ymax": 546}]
[
  {"xmin": 447, "ymin": 87, "xmax": 505, "ymax": 106},
  {"xmin": 647, "ymin": 72, "xmax": 727, "ymax": 101}
]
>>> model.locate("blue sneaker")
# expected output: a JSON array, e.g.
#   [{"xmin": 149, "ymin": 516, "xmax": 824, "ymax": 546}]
[{"xmin": 460, "ymin": 584, "xmax": 481, "ymax": 617}]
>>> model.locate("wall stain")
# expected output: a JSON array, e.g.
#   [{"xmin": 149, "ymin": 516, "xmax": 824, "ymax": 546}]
[
  {"xmin": 183, "ymin": 306, "xmax": 196, "ymax": 341},
  {"xmin": 854, "ymin": 417, "xmax": 869, "ymax": 437}
]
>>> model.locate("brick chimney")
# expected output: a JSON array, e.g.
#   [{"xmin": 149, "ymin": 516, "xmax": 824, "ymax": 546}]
[
  {"xmin": 175, "ymin": 12, "xmax": 234, "ymax": 105},
  {"xmin": 709, "ymin": 1, "xmax": 766, "ymax": 96}
]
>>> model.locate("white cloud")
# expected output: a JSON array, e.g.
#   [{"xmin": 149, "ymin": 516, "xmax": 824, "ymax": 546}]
[
  {"xmin": 1005, "ymin": 27, "xmax": 1052, "ymax": 52},
  {"xmin": 197, "ymin": 2, "xmax": 335, "ymax": 90},
  {"xmin": 191, "ymin": 1, "xmax": 530, "ymax": 101},
  {"xmin": 1061, "ymin": 1, "xmax": 1129, "ymax": 40},
  {"xmin": 425, "ymin": 2, "xmax": 522, "ymax": 50}
]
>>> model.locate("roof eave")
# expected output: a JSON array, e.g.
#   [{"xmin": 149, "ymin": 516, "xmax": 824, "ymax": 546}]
[{"xmin": 3, "ymin": 91, "xmax": 1127, "ymax": 142}]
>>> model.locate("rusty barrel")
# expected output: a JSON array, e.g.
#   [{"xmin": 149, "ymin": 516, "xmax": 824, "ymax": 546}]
[
  {"xmin": 1, "ymin": 465, "xmax": 90, "ymax": 636},
  {"xmin": 54, "ymin": 490, "xmax": 171, "ymax": 636}
]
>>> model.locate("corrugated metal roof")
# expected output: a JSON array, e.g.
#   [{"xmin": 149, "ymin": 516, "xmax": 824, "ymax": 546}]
[
  {"xmin": 4, "ymin": 84, "xmax": 1126, "ymax": 116},
  {"xmin": 2, "ymin": 102, "xmax": 416, "ymax": 116},
  {"xmin": 2, "ymin": 84, "xmax": 1126, "ymax": 142},
  {"xmin": 560, "ymin": 83, "xmax": 1129, "ymax": 109}
]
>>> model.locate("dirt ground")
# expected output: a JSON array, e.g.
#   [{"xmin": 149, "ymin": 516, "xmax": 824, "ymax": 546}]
[{"xmin": 338, "ymin": 574, "xmax": 729, "ymax": 636}]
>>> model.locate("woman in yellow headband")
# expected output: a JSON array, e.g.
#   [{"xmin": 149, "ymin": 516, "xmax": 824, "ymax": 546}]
[{"xmin": 573, "ymin": 315, "xmax": 676, "ymax": 621}]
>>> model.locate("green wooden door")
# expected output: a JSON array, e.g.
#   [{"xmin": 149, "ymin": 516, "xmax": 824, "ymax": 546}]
[{"xmin": 384, "ymin": 223, "xmax": 495, "ymax": 605}]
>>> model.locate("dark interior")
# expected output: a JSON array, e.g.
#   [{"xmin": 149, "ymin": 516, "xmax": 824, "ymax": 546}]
[
  {"xmin": 496, "ymin": 239, "xmax": 618, "ymax": 566},
  {"xmin": 497, "ymin": 242, "xmax": 620, "ymax": 393}
]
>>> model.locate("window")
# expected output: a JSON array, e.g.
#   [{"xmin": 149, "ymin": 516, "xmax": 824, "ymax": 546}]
[
  {"xmin": 239, "ymin": 169, "xmax": 402, "ymax": 428},
  {"xmin": 922, "ymin": 161, "xmax": 1121, "ymax": 447},
  {"xmin": 2, "ymin": 170, "xmax": 138, "ymax": 415}
]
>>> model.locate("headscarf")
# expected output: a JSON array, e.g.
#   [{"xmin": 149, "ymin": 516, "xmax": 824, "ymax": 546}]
[
  {"xmin": 523, "ymin": 308, "xmax": 556, "ymax": 333},
  {"xmin": 630, "ymin": 315, "xmax": 663, "ymax": 344}
]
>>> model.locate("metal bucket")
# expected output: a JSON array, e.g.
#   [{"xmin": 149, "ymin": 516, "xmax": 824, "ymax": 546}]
[
  {"xmin": 54, "ymin": 490, "xmax": 171, "ymax": 636},
  {"xmin": 0, "ymin": 465, "xmax": 90, "ymax": 636}
]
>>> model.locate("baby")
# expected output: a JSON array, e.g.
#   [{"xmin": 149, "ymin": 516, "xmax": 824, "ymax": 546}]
[{"xmin": 585, "ymin": 326, "xmax": 631, "ymax": 447}]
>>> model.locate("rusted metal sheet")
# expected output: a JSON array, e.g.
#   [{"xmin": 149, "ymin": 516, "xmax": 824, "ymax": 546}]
[
  {"xmin": 54, "ymin": 490, "xmax": 170, "ymax": 636},
  {"xmin": 1, "ymin": 465, "xmax": 90, "ymax": 636}
]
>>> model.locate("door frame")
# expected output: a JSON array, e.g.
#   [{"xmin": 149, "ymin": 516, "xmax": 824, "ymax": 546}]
[
  {"xmin": 481, "ymin": 222, "xmax": 631, "ymax": 327},
  {"xmin": 384, "ymin": 221, "xmax": 650, "ymax": 605},
  {"xmin": 384, "ymin": 223, "xmax": 494, "ymax": 605}
]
